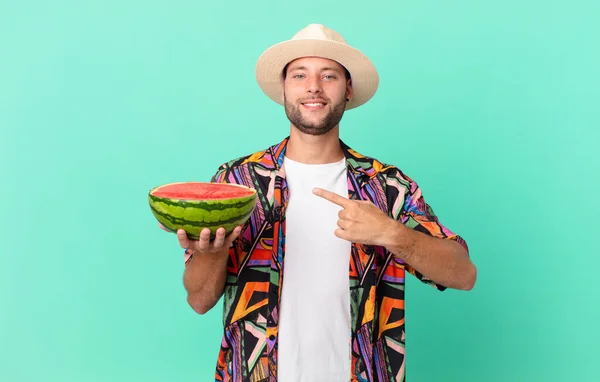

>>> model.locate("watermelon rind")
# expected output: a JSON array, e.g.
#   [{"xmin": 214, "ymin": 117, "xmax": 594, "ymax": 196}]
[{"xmin": 148, "ymin": 182, "xmax": 257, "ymax": 240}]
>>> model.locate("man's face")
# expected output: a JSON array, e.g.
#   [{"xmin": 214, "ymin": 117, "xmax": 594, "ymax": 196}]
[{"xmin": 282, "ymin": 57, "xmax": 352, "ymax": 136}]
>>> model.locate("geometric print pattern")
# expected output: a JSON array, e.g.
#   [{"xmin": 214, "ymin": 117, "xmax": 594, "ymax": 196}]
[{"xmin": 184, "ymin": 137, "xmax": 469, "ymax": 381}]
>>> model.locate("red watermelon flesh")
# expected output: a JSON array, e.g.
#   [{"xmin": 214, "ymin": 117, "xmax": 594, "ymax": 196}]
[{"xmin": 152, "ymin": 182, "xmax": 256, "ymax": 200}]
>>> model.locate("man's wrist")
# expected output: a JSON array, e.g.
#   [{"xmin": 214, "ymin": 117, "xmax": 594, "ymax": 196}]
[{"xmin": 382, "ymin": 219, "xmax": 415, "ymax": 260}]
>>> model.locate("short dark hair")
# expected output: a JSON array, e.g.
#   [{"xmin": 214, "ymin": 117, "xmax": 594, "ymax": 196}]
[{"xmin": 282, "ymin": 62, "xmax": 352, "ymax": 81}]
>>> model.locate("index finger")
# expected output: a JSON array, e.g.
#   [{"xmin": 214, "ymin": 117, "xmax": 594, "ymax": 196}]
[{"xmin": 312, "ymin": 187, "xmax": 351, "ymax": 207}]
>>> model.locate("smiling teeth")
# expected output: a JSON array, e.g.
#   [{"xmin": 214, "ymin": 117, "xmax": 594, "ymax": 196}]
[{"xmin": 305, "ymin": 103, "xmax": 324, "ymax": 106}]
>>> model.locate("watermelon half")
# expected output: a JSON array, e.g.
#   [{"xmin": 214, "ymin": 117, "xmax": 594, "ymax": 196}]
[{"xmin": 148, "ymin": 182, "xmax": 257, "ymax": 240}]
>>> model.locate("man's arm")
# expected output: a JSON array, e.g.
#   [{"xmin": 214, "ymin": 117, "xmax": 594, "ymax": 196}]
[
  {"xmin": 312, "ymin": 187, "xmax": 477, "ymax": 291},
  {"xmin": 183, "ymin": 246, "xmax": 230, "ymax": 314},
  {"xmin": 383, "ymin": 221, "xmax": 476, "ymax": 290},
  {"xmin": 164, "ymin": 224, "xmax": 241, "ymax": 314}
]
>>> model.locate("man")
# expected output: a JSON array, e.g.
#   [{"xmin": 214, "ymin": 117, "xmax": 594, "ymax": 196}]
[{"xmin": 170, "ymin": 24, "xmax": 477, "ymax": 381}]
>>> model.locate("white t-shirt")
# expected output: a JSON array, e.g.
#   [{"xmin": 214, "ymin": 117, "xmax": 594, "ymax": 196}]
[{"xmin": 277, "ymin": 156, "xmax": 352, "ymax": 382}]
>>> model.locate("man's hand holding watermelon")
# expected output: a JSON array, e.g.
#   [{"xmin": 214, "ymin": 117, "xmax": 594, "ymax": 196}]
[{"xmin": 157, "ymin": 222, "xmax": 242, "ymax": 253}]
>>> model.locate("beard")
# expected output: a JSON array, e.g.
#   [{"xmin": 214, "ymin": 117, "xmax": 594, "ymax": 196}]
[{"xmin": 284, "ymin": 95, "xmax": 347, "ymax": 136}]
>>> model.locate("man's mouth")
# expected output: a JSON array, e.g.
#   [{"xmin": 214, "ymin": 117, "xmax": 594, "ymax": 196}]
[{"xmin": 301, "ymin": 100, "xmax": 327, "ymax": 109}]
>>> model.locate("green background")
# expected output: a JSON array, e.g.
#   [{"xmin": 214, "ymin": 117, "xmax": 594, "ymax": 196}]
[{"xmin": 1, "ymin": 0, "xmax": 598, "ymax": 381}]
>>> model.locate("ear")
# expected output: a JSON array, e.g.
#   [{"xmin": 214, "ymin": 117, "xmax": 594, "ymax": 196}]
[{"xmin": 346, "ymin": 80, "xmax": 353, "ymax": 102}]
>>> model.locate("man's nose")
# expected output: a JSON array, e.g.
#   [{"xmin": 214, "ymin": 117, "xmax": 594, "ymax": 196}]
[{"xmin": 306, "ymin": 76, "xmax": 322, "ymax": 94}]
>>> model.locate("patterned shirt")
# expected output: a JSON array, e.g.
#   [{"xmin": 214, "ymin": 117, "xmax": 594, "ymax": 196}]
[{"xmin": 184, "ymin": 137, "xmax": 469, "ymax": 381}]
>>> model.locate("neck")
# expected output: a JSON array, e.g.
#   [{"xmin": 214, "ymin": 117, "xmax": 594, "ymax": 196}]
[{"xmin": 285, "ymin": 125, "xmax": 344, "ymax": 164}]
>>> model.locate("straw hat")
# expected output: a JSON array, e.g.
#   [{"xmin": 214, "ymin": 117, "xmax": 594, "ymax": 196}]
[{"xmin": 255, "ymin": 24, "xmax": 379, "ymax": 110}]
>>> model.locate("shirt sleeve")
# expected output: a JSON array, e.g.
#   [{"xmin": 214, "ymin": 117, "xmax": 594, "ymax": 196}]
[{"xmin": 390, "ymin": 169, "xmax": 469, "ymax": 290}]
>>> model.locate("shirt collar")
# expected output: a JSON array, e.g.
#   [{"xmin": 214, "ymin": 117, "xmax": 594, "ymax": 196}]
[{"xmin": 255, "ymin": 136, "xmax": 377, "ymax": 180}]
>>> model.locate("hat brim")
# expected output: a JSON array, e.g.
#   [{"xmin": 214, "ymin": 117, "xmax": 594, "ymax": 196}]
[{"xmin": 255, "ymin": 39, "xmax": 379, "ymax": 110}]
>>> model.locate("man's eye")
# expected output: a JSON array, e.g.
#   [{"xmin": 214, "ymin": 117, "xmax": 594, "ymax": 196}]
[{"xmin": 324, "ymin": 75, "xmax": 336, "ymax": 80}]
